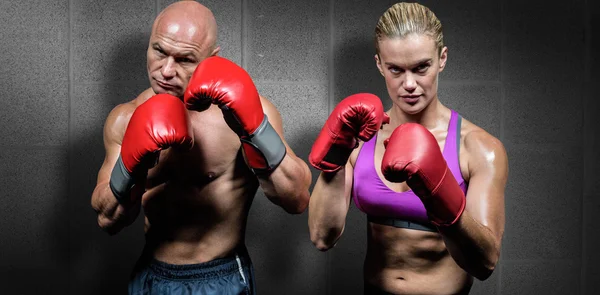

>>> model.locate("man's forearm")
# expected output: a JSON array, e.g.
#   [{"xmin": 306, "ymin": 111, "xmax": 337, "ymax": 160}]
[
  {"xmin": 257, "ymin": 154, "xmax": 311, "ymax": 214},
  {"xmin": 91, "ymin": 182, "xmax": 141, "ymax": 235}
]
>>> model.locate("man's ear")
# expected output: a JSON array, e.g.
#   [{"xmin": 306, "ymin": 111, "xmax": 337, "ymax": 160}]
[{"xmin": 210, "ymin": 46, "xmax": 221, "ymax": 56}]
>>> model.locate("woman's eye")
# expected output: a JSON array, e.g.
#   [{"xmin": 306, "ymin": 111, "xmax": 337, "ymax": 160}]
[{"xmin": 416, "ymin": 64, "xmax": 430, "ymax": 73}]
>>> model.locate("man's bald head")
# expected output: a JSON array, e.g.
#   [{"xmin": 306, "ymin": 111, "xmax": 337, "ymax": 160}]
[
  {"xmin": 146, "ymin": 1, "xmax": 220, "ymax": 97},
  {"xmin": 152, "ymin": 1, "xmax": 218, "ymax": 53}
]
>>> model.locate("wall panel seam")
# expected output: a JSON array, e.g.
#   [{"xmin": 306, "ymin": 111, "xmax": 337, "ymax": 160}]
[
  {"xmin": 581, "ymin": 0, "xmax": 591, "ymax": 294},
  {"xmin": 241, "ymin": 0, "xmax": 247, "ymax": 69},
  {"xmin": 327, "ymin": 0, "xmax": 335, "ymax": 294},
  {"xmin": 67, "ymin": 0, "xmax": 74, "ymax": 288},
  {"xmin": 499, "ymin": 0, "xmax": 505, "ymax": 293}
]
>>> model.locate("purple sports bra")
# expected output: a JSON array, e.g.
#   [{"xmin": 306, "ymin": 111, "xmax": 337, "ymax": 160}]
[{"xmin": 352, "ymin": 109, "xmax": 468, "ymax": 226}]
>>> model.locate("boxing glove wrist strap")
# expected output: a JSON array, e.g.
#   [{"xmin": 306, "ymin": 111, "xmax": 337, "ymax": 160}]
[
  {"xmin": 414, "ymin": 169, "xmax": 466, "ymax": 227},
  {"xmin": 109, "ymin": 155, "xmax": 136, "ymax": 204},
  {"xmin": 241, "ymin": 115, "xmax": 286, "ymax": 174}
]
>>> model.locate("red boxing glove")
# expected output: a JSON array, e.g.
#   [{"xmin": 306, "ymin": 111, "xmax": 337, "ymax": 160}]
[
  {"xmin": 381, "ymin": 123, "xmax": 465, "ymax": 227},
  {"xmin": 184, "ymin": 56, "xmax": 285, "ymax": 174},
  {"xmin": 109, "ymin": 94, "xmax": 194, "ymax": 203},
  {"xmin": 309, "ymin": 93, "xmax": 389, "ymax": 172}
]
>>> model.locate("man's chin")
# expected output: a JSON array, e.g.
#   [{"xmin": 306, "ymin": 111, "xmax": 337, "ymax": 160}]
[{"xmin": 151, "ymin": 85, "xmax": 183, "ymax": 99}]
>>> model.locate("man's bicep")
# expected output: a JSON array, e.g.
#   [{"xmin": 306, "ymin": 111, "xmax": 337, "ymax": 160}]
[
  {"xmin": 260, "ymin": 95, "xmax": 298, "ymax": 157},
  {"xmin": 97, "ymin": 105, "xmax": 128, "ymax": 184}
]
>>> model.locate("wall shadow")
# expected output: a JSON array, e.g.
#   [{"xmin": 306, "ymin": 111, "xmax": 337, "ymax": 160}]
[
  {"xmin": 333, "ymin": 36, "xmax": 389, "ymax": 108},
  {"xmin": 67, "ymin": 31, "xmax": 149, "ymax": 295}
]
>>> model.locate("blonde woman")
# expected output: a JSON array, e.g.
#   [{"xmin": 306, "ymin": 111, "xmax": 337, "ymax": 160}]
[{"xmin": 308, "ymin": 2, "xmax": 507, "ymax": 294}]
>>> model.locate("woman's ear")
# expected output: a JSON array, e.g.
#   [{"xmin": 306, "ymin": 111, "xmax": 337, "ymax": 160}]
[
  {"xmin": 375, "ymin": 54, "xmax": 384, "ymax": 76},
  {"xmin": 438, "ymin": 46, "xmax": 448, "ymax": 72}
]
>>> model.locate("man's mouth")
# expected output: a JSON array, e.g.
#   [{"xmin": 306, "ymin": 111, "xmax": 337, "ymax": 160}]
[{"xmin": 156, "ymin": 80, "xmax": 175, "ymax": 89}]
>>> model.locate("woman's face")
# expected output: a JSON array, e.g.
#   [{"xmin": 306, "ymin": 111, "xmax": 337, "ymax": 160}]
[{"xmin": 375, "ymin": 34, "xmax": 447, "ymax": 115}]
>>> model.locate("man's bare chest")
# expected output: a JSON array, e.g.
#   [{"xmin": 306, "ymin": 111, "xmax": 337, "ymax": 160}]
[{"xmin": 147, "ymin": 108, "xmax": 245, "ymax": 185}]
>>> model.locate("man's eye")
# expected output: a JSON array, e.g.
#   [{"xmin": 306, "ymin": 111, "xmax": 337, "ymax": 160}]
[
  {"xmin": 388, "ymin": 67, "xmax": 400, "ymax": 74},
  {"xmin": 155, "ymin": 48, "xmax": 166, "ymax": 56},
  {"xmin": 177, "ymin": 57, "xmax": 193, "ymax": 63}
]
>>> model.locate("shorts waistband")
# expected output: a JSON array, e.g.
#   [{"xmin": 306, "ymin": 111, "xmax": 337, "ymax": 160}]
[
  {"xmin": 148, "ymin": 252, "xmax": 250, "ymax": 280},
  {"xmin": 368, "ymin": 216, "xmax": 437, "ymax": 232}
]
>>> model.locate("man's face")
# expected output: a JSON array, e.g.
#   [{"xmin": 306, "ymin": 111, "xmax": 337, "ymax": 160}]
[
  {"xmin": 146, "ymin": 22, "xmax": 210, "ymax": 98},
  {"xmin": 375, "ymin": 34, "xmax": 447, "ymax": 115}
]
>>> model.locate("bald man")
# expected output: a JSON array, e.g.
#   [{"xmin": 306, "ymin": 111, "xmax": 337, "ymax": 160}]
[{"xmin": 90, "ymin": 1, "xmax": 311, "ymax": 294}]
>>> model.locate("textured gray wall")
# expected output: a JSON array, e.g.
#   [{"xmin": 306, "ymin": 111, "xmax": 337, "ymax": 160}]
[{"xmin": 0, "ymin": 0, "xmax": 597, "ymax": 294}]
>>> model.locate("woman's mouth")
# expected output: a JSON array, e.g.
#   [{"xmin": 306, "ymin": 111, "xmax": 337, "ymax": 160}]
[{"xmin": 400, "ymin": 95, "xmax": 421, "ymax": 104}]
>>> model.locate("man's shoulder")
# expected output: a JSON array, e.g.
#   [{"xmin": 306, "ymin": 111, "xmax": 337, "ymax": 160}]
[
  {"xmin": 258, "ymin": 94, "xmax": 277, "ymax": 112},
  {"xmin": 106, "ymin": 88, "xmax": 154, "ymax": 129}
]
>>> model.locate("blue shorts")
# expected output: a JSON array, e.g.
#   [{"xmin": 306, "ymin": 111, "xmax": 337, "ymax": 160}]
[
  {"xmin": 129, "ymin": 249, "xmax": 255, "ymax": 295},
  {"xmin": 364, "ymin": 283, "xmax": 395, "ymax": 295}
]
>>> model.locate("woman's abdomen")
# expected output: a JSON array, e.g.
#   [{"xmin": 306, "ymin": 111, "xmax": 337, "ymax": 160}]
[{"xmin": 365, "ymin": 222, "xmax": 473, "ymax": 294}]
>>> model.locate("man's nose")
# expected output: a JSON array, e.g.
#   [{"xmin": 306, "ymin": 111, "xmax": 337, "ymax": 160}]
[{"xmin": 161, "ymin": 57, "xmax": 176, "ymax": 79}]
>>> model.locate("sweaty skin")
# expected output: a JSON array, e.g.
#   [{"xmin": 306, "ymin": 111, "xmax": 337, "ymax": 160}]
[
  {"xmin": 91, "ymin": 1, "xmax": 311, "ymax": 265},
  {"xmin": 309, "ymin": 34, "xmax": 507, "ymax": 294}
]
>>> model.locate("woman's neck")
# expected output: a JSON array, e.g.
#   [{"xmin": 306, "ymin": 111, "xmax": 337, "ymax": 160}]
[{"xmin": 388, "ymin": 98, "xmax": 447, "ymax": 130}]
